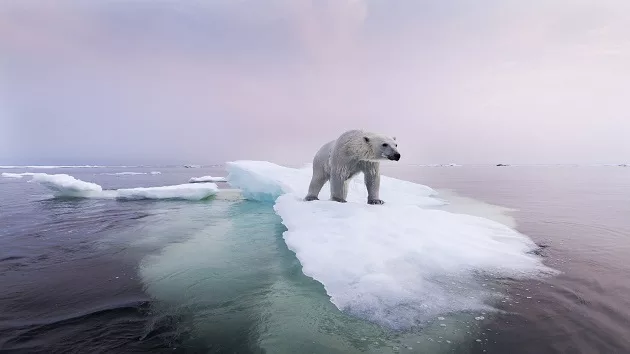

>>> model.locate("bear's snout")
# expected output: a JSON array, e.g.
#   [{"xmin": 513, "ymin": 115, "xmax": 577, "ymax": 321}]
[{"xmin": 389, "ymin": 153, "xmax": 401, "ymax": 161}]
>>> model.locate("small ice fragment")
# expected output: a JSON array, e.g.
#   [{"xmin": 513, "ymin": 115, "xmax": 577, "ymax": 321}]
[
  {"xmin": 438, "ymin": 317, "xmax": 445, "ymax": 320},
  {"xmin": 189, "ymin": 175, "xmax": 227, "ymax": 183},
  {"xmin": 475, "ymin": 316, "xmax": 485, "ymax": 320}
]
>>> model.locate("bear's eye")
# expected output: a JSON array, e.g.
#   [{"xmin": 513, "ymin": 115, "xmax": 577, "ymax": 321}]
[{"xmin": 382, "ymin": 143, "xmax": 389, "ymax": 147}]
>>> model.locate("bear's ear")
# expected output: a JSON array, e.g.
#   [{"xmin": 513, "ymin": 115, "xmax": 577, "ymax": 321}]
[
  {"xmin": 392, "ymin": 136, "xmax": 396, "ymax": 141},
  {"xmin": 363, "ymin": 136, "xmax": 370, "ymax": 143}
]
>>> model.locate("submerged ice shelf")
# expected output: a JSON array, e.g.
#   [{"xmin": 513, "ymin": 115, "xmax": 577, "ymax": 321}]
[{"xmin": 226, "ymin": 160, "xmax": 557, "ymax": 329}]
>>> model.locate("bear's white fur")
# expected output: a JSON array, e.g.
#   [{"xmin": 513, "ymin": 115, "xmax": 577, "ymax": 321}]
[{"xmin": 304, "ymin": 129, "xmax": 400, "ymax": 204}]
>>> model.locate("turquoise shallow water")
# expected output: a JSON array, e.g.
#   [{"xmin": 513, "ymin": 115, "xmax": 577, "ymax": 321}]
[{"xmin": 2, "ymin": 165, "xmax": 630, "ymax": 353}]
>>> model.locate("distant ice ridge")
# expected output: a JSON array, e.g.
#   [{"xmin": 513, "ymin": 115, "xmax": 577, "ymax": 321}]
[
  {"xmin": 415, "ymin": 163, "xmax": 462, "ymax": 167},
  {"xmin": 226, "ymin": 160, "xmax": 557, "ymax": 330},
  {"xmin": 100, "ymin": 171, "xmax": 161, "ymax": 176},
  {"xmin": 25, "ymin": 173, "xmax": 218, "ymax": 200},
  {"xmin": 189, "ymin": 175, "xmax": 227, "ymax": 183},
  {"xmin": 0, "ymin": 165, "xmax": 115, "ymax": 169}
]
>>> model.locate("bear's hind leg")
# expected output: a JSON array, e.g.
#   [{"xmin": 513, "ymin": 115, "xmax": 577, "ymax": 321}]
[
  {"xmin": 304, "ymin": 169, "xmax": 328, "ymax": 201},
  {"xmin": 330, "ymin": 174, "xmax": 349, "ymax": 203}
]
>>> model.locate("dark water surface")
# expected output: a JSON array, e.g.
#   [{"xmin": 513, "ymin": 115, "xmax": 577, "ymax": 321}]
[
  {"xmin": 1, "ymin": 165, "xmax": 629, "ymax": 353},
  {"xmin": 390, "ymin": 165, "xmax": 630, "ymax": 354}
]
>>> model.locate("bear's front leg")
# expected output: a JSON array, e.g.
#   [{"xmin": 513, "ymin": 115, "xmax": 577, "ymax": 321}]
[{"xmin": 363, "ymin": 162, "xmax": 385, "ymax": 205}]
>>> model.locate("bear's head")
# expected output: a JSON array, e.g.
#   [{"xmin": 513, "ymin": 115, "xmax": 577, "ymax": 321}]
[{"xmin": 364, "ymin": 135, "xmax": 401, "ymax": 161}]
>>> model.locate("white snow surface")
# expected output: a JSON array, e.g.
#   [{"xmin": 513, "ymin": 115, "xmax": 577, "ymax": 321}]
[
  {"xmin": 189, "ymin": 175, "xmax": 227, "ymax": 183},
  {"xmin": 226, "ymin": 160, "xmax": 557, "ymax": 329},
  {"xmin": 27, "ymin": 173, "xmax": 218, "ymax": 200}
]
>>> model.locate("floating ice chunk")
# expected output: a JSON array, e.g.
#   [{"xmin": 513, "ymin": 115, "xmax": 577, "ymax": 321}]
[
  {"xmin": 100, "ymin": 171, "xmax": 162, "ymax": 176},
  {"xmin": 116, "ymin": 184, "xmax": 219, "ymax": 201},
  {"xmin": 2, "ymin": 172, "xmax": 40, "ymax": 178},
  {"xmin": 114, "ymin": 172, "xmax": 144, "ymax": 175},
  {"xmin": 25, "ymin": 173, "xmax": 218, "ymax": 200},
  {"xmin": 31, "ymin": 173, "xmax": 105, "ymax": 198},
  {"xmin": 189, "ymin": 175, "xmax": 227, "ymax": 183},
  {"xmin": 101, "ymin": 172, "xmax": 146, "ymax": 176},
  {"xmin": 225, "ymin": 161, "xmax": 296, "ymax": 202},
  {"xmin": 226, "ymin": 160, "xmax": 557, "ymax": 329},
  {"xmin": 273, "ymin": 194, "xmax": 554, "ymax": 328}
]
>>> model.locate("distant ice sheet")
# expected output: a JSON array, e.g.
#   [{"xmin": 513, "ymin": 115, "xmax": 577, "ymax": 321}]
[{"xmin": 226, "ymin": 160, "xmax": 557, "ymax": 329}]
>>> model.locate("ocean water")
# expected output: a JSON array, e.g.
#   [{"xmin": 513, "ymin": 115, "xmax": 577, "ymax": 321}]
[{"xmin": 1, "ymin": 165, "xmax": 629, "ymax": 353}]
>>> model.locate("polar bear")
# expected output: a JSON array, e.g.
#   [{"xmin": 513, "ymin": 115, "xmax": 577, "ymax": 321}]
[{"xmin": 304, "ymin": 129, "xmax": 401, "ymax": 205}]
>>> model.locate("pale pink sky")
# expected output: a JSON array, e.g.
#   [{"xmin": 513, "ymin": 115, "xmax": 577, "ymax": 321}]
[{"xmin": 1, "ymin": 0, "xmax": 629, "ymax": 165}]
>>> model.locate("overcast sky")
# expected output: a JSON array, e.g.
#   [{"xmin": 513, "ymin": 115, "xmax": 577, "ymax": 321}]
[{"xmin": 1, "ymin": 0, "xmax": 629, "ymax": 165}]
